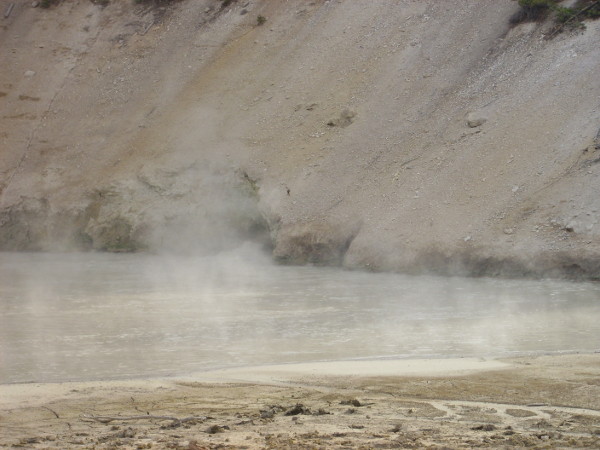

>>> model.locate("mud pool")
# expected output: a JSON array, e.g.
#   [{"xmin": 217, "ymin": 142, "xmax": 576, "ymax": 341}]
[{"xmin": 1, "ymin": 249, "xmax": 599, "ymax": 384}]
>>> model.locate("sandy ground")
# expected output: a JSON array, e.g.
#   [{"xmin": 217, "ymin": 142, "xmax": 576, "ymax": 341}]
[{"xmin": 1, "ymin": 354, "xmax": 600, "ymax": 449}]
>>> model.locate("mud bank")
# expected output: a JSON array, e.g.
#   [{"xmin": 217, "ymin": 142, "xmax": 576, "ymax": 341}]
[{"xmin": 1, "ymin": 354, "xmax": 600, "ymax": 449}]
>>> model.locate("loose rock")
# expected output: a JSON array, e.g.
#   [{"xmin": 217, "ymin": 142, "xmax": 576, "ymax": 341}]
[
  {"xmin": 466, "ymin": 112, "xmax": 487, "ymax": 128},
  {"xmin": 285, "ymin": 404, "xmax": 311, "ymax": 416}
]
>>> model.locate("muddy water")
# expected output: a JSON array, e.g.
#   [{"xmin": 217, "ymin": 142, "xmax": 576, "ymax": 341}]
[{"xmin": 1, "ymin": 249, "xmax": 599, "ymax": 383}]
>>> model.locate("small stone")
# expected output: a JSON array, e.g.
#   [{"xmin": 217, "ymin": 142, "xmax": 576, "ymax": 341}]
[
  {"xmin": 24, "ymin": 70, "xmax": 36, "ymax": 77},
  {"xmin": 260, "ymin": 409, "xmax": 274, "ymax": 419},
  {"xmin": 32, "ymin": 1, "xmax": 40, "ymax": 7},
  {"xmin": 117, "ymin": 427, "xmax": 135, "ymax": 439},
  {"xmin": 503, "ymin": 228, "xmax": 514, "ymax": 235},
  {"xmin": 285, "ymin": 404, "xmax": 311, "ymax": 416},
  {"xmin": 565, "ymin": 221, "xmax": 577, "ymax": 232},
  {"xmin": 340, "ymin": 399, "xmax": 362, "ymax": 407},
  {"xmin": 206, "ymin": 425, "xmax": 229, "ymax": 434},
  {"xmin": 327, "ymin": 109, "xmax": 356, "ymax": 127},
  {"xmin": 466, "ymin": 112, "xmax": 487, "ymax": 128}
]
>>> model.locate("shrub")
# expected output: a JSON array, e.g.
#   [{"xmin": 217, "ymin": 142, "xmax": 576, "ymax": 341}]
[
  {"xmin": 511, "ymin": 0, "xmax": 557, "ymax": 23},
  {"xmin": 551, "ymin": 0, "xmax": 600, "ymax": 30},
  {"xmin": 576, "ymin": 0, "xmax": 600, "ymax": 19},
  {"xmin": 511, "ymin": 0, "xmax": 600, "ymax": 28},
  {"xmin": 555, "ymin": 6, "xmax": 578, "ymax": 23}
]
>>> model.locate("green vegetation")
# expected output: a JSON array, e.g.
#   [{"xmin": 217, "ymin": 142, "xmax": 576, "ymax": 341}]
[
  {"xmin": 513, "ymin": 0, "xmax": 556, "ymax": 22},
  {"xmin": 573, "ymin": 0, "xmax": 600, "ymax": 19},
  {"xmin": 40, "ymin": 0, "xmax": 60, "ymax": 8},
  {"xmin": 257, "ymin": 15, "xmax": 267, "ymax": 26},
  {"xmin": 511, "ymin": 0, "xmax": 600, "ymax": 31}
]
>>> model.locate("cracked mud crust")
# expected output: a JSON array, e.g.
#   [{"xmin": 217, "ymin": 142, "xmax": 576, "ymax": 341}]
[{"xmin": 1, "ymin": 354, "xmax": 599, "ymax": 448}]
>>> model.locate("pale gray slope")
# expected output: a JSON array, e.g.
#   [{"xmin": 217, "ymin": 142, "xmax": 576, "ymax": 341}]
[{"xmin": 0, "ymin": 0, "xmax": 598, "ymax": 278}]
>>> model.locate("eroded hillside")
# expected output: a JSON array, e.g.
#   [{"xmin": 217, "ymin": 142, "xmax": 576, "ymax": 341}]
[{"xmin": 1, "ymin": 0, "xmax": 599, "ymax": 278}]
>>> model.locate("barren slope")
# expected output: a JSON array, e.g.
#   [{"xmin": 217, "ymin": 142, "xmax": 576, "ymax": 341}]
[{"xmin": 1, "ymin": 0, "xmax": 599, "ymax": 278}]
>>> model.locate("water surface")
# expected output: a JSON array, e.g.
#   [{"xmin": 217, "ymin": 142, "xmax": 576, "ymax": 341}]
[{"xmin": 1, "ymin": 248, "xmax": 599, "ymax": 383}]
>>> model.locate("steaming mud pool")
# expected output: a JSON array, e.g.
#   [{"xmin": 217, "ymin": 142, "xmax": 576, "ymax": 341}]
[{"xmin": 1, "ymin": 249, "xmax": 599, "ymax": 384}]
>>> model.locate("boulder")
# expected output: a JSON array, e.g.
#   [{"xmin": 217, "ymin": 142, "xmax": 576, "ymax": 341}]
[{"xmin": 273, "ymin": 221, "xmax": 358, "ymax": 265}]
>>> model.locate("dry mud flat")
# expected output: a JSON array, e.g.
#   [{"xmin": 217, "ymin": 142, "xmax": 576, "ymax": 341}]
[{"xmin": 1, "ymin": 355, "xmax": 600, "ymax": 449}]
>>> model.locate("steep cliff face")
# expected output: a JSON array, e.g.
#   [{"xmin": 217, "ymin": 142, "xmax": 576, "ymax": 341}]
[{"xmin": 1, "ymin": 0, "xmax": 599, "ymax": 278}]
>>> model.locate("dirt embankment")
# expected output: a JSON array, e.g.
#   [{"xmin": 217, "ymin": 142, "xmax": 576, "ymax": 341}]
[{"xmin": 1, "ymin": 0, "xmax": 599, "ymax": 278}]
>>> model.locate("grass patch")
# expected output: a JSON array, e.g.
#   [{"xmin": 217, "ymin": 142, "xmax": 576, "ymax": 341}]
[
  {"xmin": 510, "ymin": 0, "xmax": 557, "ymax": 23},
  {"xmin": 40, "ymin": 0, "xmax": 60, "ymax": 8},
  {"xmin": 510, "ymin": 0, "xmax": 600, "ymax": 31}
]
